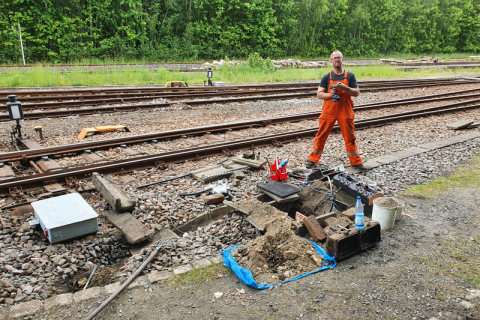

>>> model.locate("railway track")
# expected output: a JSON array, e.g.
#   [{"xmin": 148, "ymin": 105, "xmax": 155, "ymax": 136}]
[
  {"xmin": 2, "ymin": 87, "xmax": 480, "ymax": 163},
  {"xmin": 0, "ymin": 93, "xmax": 478, "ymax": 195},
  {"xmin": 1, "ymin": 78, "xmax": 473, "ymax": 99},
  {"xmin": 0, "ymin": 78, "xmax": 478, "ymax": 121}
]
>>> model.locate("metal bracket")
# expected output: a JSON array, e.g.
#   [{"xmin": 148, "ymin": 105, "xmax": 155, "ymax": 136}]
[
  {"xmin": 120, "ymin": 168, "xmax": 127, "ymax": 176},
  {"xmin": 9, "ymin": 186, "xmax": 24, "ymax": 198},
  {"xmin": 271, "ymin": 139, "xmax": 282, "ymax": 147},
  {"xmin": 222, "ymin": 148, "xmax": 232, "ymax": 157},
  {"xmin": 65, "ymin": 176, "xmax": 79, "ymax": 189},
  {"xmin": 154, "ymin": 160, "xmax": 167, "ymax": 170},
  {"xmin": 43, "ymin": 179, "xmax": 57, "ymax": 186},
  {"xmin": 262, "ymin": 120, "xmax": 272, "ymax": 126}
]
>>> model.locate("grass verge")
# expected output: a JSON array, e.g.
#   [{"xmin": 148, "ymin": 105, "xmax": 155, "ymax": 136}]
[
  {"xmin": 404, "ymin": 153, "xmax": 480, "ymax": 197},
  {"xmin": 168, "ymin": 263, "xmax": 232, "ymax": 287},
  {"xmin": 1, "ymin": 64, "xmax": 480, "ymax": 87}
]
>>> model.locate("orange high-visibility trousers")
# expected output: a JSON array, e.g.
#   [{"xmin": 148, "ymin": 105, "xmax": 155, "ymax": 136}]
[{"xmin": 308, "ymin": 71, "xmax": 363, "ymax": 166}]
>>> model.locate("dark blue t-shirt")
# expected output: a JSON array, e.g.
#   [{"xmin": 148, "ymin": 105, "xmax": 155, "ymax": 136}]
[{"xmin": 319, "ymin": 70, "xmax": 358, "ymax": 90}]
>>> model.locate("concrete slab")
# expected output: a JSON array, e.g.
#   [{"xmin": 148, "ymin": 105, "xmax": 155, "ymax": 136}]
[
  {"xmin": 104, "ymin": 282, "xmax": 122, "ymax": 294},
  {"xmin": 419, "ymin": 132, "xmax": 480, "ymax": 150},
  {"xmin": 232, "ymin": 155, "xmax": 267, "ymax": 168},
  {"xmin": 148, "ymin": 271, "xmax": 173, "ymax": 283},
  {"xmin": 363, "ymin": 158, "xmax": 385, "ymax": 169},
  {"xmin": 127, "ymin": 275, "xmax": 148, "ymax": 289},
  {"xmin": 45, "ymin": 293, "xmax": 73, "ymax": 310},
  {"xmin": 371, "ymin": 154, "xmax": 401, "ymax": 164},
  {"xmin": 92, "ymin": 172, "xmax": 136, "ymax": 212},
  {"xmin": 223, "ymin": 200, "xmax": 251, "ymax": 215},
  {"xmin": 103, "ymin": 211, "xmax": 153, "ymax": 244},
  {"xmin": 177, "ymin": 211, "xmax": 211, "ymax": 233},
  {"xmin": 446, "ymin": 120, "xmax": 474, "ymax": 130},
  {"xmin": 129, "ymin": 227, "xmax": 179, "ymax": 255},
  {"xmin": 73, "ymin": 286, "xmax": 105, "ymax": 303},
  {"xmin": 173, "ymin": 264, "xmax": 193, "ymax": 275},
  {"xmin": 191, "ymin": 165, "xmax": 233, "ymax": 183},
  {"xmin": 468, "ymin": 122, "xmax": 480, "ymax": 129},
  {"xmin": 9, "ymin": 299, "xmax": 43, "ymax": 318},
  {"xmin": 390, "ymin": 146, "xmax": 429, "ymax": 159},
  {"xmin": 211, "ymin": 254, "xmax": 223, "ymax": 264},
  {"xmin": 193, "ymin": 259, "xmax": 212, "ymax": 269}
]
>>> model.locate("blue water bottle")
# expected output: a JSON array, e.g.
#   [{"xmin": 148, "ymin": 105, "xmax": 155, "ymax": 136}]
[
  {"xmin": 278, "ymin": 159, "xmax": 289, "ymax": 169},
  {"xmin": 355, "ymin": 196, "xmax": 364, "ymax": 230}
]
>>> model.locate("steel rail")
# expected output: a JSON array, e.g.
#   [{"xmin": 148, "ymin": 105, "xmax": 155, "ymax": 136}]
[
  {"xmin": 0, "ymin": 78, "xmax": 465, "ymax": 98},
  {"xmin": 0, "ymin": 101, "xmax": 478, "ymax": 194},
  {"xmin": 0, "ymin": 91, "xmax": 319, "ymax": 121},
  {"xmin": 2, "ymin": 87, "xmax": 319, "ymax": 109},
  {"xmin": 13, "ymin": 84, "xmax": 478, "ymax": 112},
  {"xmin": 1, "ymin": 83, "xmax": 321, "ymax": 98},
  {"xmin": 2, "ymin": 96, "xmax": 480, "ymax": 163},
  {"xmin": 4, "ymin": 79, "xmax": 476, "ymax": 108},
  {"xmin": 1, "ymin": 80, "xmax": 478, "ymax": 121},
  {"xmin": 358, "ymin": 87, "xmax": 480, "ymax": 107}
]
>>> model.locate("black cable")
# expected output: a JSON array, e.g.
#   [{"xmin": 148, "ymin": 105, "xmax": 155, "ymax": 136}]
[
  {"xmin": 179, "ymin": 187, "xmax": 212, "ymax": 197},
  {"xmin": 136, "ymin": 173, "xmax": 190, "ymax": 189}
]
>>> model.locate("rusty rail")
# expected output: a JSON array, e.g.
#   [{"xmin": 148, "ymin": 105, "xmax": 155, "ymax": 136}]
[
  {"xmin": 1, "ymin": 95, "xmax": 480, "ymax": 163},
  {"xmin": 0, "ymin": 101, "xmax": 478, "ymax": 194}
]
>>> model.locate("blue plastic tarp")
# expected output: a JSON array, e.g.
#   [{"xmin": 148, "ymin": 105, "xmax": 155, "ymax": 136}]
[{"xmin": 221, "ymin": 237, "xmax": 336, "ymax": 289}]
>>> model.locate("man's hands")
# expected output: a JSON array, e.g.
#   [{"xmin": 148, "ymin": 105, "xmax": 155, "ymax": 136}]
[
  {"xmin": 317, "ymin": 82, "xmax": 359, "ymax": 100},
  {"xmin": 331, "ymin": 82, "xmax": 348, "ymax": 93}
]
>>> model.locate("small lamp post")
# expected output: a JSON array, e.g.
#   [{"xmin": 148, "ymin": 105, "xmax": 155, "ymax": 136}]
[
  {"xmin": 7, "ymin": 95, "xmax": 24, "ymax": 143},
  {"xmin": 206, "ymin": 67, "xmax": 213, "ymax": 86}
]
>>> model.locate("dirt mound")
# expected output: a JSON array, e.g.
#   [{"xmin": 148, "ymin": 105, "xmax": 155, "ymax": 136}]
[{"xmin": 230, "ymin": 199, "xmax": 326, "ymax": 285}]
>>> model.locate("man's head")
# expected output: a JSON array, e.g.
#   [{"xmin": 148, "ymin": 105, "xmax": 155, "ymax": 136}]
[
  {"xmin": 330, "ymin": 50, "xmax": 343, "ymax": 70},
  {"xmin": 331, "ymin": 51, "xmax": 343, "ymax": 62}
]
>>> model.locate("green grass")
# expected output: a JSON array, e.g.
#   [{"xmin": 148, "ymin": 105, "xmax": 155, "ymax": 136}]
[
  {"xmin": 404, "ymin": 153, "xmax": 480, "ymax": 197},
  {"xmin": 2, "ymin": 64, "xmax": 480, "ymax": 87},
  {"xmin": 168, "ymin": 262, "xmax": 232, "ymax": 287}
]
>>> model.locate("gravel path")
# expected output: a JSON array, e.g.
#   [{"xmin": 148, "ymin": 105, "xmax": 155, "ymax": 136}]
[{"xmin": 0, "ymin": 75, "xmax": 480, "ymax": 319}]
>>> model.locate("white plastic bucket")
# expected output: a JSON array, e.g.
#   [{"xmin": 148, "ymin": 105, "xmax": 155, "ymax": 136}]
[
  {"xmin": 394, "ymin": 199, "xmax": 405, "ymax": 221},
  {"xmin": 372, "ymin": 197, "xmax": 404, "ymax": 231}
]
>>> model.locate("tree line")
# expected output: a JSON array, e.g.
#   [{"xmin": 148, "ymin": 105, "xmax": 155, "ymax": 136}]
[{"xmin": 1, "ymin": 0, "xmax": 479, "ymax": 64}]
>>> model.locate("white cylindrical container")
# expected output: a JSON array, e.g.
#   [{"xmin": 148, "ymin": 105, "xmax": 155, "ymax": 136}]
[{"xmin": 372, "ymin": 197, "xmax": 402, "ymax": 231}]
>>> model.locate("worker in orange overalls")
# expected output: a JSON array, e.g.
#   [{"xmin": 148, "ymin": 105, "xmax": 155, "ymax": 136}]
[{"xmin": 306, "ymin": 50, "xmax": 367, "ymax": 172}]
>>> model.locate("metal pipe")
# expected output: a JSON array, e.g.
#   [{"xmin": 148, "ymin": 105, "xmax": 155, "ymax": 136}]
[{"xmin": 85, "ymin": 248, "xmax": 159, "ymax": 320}]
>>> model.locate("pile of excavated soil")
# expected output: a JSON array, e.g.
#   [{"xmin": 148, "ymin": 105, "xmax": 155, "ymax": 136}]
[{"xmin": 230, "ymin": 199, "xmax": 325, "ymax": 285}]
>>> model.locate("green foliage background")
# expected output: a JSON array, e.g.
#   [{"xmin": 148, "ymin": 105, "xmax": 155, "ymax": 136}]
[{"xmin": 1, "ymin": 0, "xmax": 480, "ymax": 64}]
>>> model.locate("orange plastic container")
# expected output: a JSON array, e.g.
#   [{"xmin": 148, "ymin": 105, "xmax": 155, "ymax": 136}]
[{"xmin": 270, "ymin": 163, "xmax": 288, "ymax": 181}]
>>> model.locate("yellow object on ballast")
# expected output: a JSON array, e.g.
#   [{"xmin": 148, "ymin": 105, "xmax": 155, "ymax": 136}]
[
  {"xmin": 164, "ymin": 81, "xmax": 188, "ymax": 88},
  {"xmin": 78, "ymin": 125, "xmax": 130, "ymax": 139}
]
